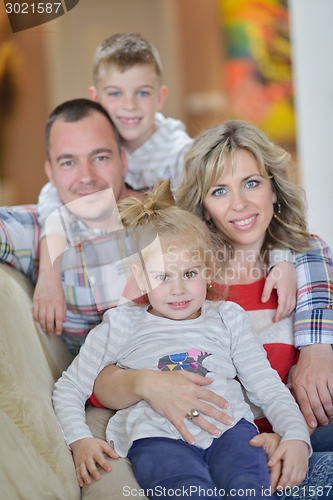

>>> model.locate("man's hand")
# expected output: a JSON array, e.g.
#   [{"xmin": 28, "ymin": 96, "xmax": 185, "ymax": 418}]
[
  {"xmin": 261, "ymin": 261, "xmax": 296, "ymax": 322},
  {"xmin": 32, "ymin": 268, "xmax": 67, "ymax": 335},
  {"xmin": 291, "ymin": 343, "xmax": 333, "ymax": 428},
  {"xmin": 70, "ymin": 437, "xmax": 119, "ymax": 487}
]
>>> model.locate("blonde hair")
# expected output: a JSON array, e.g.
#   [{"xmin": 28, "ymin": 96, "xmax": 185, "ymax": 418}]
[
  {"xmin": 93, "ymin": 33, "xmax": 162, "ymax": 85},
  {"xmin": 177, "ymin": 120, "xmax": 311, "ymax": 254},
  {"xmin": 118, "ymin": 180, "xmax": 222, "ymax": 273}
]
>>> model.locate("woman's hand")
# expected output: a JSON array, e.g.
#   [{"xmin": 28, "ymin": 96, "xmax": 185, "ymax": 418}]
[
  {"xmin": 94, "ymin": 366, "xmax": 232, "ymax": 445},
  {"xmin": 139, "ymin": 370, "xmax": 233, "ymax": 444}
]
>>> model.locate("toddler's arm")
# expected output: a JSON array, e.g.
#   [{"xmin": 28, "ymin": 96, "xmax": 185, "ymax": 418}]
[
  {"xmin": 70, "ymin": 437, "xmax": 118, "ymax": 487},
  {"xmin": 262, "ymin": 248, "xmax": 296, "ymax": 322}
]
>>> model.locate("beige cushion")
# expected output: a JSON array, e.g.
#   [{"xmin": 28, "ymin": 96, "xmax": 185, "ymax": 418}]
[
  {"xmin": 0, "ymin": 408, "xmax": 71, "ymax": 500},
  {"xmin": 0, "ymin": 265, "xmax": 79, "ymax": 500}
]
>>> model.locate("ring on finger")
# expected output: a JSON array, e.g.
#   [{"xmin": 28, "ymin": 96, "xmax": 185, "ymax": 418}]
[{"xmin": 186, "ymin": 409, "xmax": 200, "ymax": 421}]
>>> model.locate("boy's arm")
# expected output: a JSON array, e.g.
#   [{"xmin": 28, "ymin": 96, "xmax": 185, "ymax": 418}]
[
  {"xmin": 292, "ymin": 235, "xmax": 333, "ymax": 427},
  {"xmin": 262, "ymin": 248, "xmax": 296, "ymax": 322},
  {"xmin": 70, "ymin": 437, "xmax": 118, "ymax": 487},
  {"xmin": 32, "ymin": 236, "xmax": 66, "ymax": 335},
  {"xmin": 34, "ymin": 183, "xmax": 70, "ymax": 334},
  {"xmin": 37, "ymin": 182, "xmax": 63, "ymax": 238}
]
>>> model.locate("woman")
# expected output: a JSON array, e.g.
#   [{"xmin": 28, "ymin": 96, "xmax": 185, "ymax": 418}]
[{"xmin": 91, "ymin": 121, "xmax": 333, "ymax": 498}]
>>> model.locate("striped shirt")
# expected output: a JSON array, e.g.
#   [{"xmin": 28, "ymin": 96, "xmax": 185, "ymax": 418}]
[{"xmin": 53, "ymin": 300, "xmax": 311, "ymax": 457}]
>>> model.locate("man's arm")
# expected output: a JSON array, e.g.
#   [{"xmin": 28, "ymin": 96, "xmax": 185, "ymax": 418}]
[
  {"xmin": 0, "ymin": 205, "xmax": 40, "ymax": 284},
  {"xmin": 292, "ymin": 235, "xmax": 333, "ymax": 427}
]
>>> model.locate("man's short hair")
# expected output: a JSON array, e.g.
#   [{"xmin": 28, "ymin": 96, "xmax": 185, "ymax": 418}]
[
  {"xmin": 93, "ymin": 33, "xmax": 163, "ymax": 85},
  {"xmin": 45, "ymin": 98, "xmax": 121, "ymax": 161}
]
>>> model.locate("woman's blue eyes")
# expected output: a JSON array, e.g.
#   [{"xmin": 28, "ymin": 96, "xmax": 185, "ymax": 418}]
[
  {"xmin": 245, "ymin": 180, "xmax": 260, "ymax": 188},
  {"xmin": 211, "ymin": 179, "xmax": 260, "ymax": 196},
  {"xmin": 211, "ymin": 187, "xmax": 227, "ymax": 197}
]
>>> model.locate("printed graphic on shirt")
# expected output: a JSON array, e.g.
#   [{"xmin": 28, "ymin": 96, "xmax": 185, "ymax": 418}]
[{"xmin": 158, "ymin": 349, "xmax": 212, "ymax": 377}]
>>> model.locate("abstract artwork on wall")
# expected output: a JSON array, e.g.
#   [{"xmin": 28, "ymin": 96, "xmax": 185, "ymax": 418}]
[{"xmin": 219, "ymin": 0, "xmax": 295, "ymax": 142}]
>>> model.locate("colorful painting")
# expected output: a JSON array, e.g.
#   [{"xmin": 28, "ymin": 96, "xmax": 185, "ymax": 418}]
[{"xmin": 219, "ymin": 0, "xmax": 295, "ymax": 142}]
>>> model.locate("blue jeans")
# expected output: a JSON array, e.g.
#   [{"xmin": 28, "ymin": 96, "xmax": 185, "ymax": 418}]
[
  {"xmin": 128, "ymin": 419, "xmax": 271, "ymax": 500},
  {"xmin": 273, "ymin": 423, "xmax": 333, "ymax": 499},
  {"xmin": 311, "ymin": 422, "xmax": 333, "ymax": 452}
]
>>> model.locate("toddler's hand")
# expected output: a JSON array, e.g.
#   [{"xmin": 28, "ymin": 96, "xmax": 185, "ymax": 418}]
[
  {"xmin": 71, "ymin": 437, "xmax": 119, "ymax": 487},
  {"xmin": 261, "ymin": 261, "xmax": 296, "ymax": 322},
  {"xmin": 268, "ymin": 440, "xmax": 308, "ymax": 491}
]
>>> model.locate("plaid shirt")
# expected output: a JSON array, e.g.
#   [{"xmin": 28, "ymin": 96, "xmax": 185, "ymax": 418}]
[
  {"xmin": 295, "ymin": 235, "xmax": 333, "ymax": 347},
  {"xmin": 0, "ymin": 205, "xmax": 133, "ymax": 354},
  {"xmin": 1, "ymin": 206, "xmax": 332, "ymax": 353}
]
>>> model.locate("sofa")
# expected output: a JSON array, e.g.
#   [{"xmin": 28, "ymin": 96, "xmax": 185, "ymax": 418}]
[{"xmin": 0, "ymin": 263, "xmax": 80, "ymax": 500}]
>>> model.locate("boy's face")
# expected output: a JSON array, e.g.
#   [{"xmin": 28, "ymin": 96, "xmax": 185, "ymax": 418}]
[{"xmin": 89, "ymin": 64, "xmax": 168, "ymax": 153}]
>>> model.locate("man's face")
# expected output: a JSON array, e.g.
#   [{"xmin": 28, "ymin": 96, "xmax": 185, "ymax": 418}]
[{"xmin": 45, "ymin": 111, "xmax": 127, "ymax": 228}]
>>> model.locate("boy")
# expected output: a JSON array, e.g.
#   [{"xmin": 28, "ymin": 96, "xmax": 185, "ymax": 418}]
[{"xmin": 88, "ymin": 33, "xmax": 193, "ymax": 191}]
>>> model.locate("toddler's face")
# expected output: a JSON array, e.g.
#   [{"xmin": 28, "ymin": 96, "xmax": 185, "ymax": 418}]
[
  {"xmin": 94, "ymin": 64, "xmax": 168, "ymax": 153},
  {"xmin": 142, "ymin": 247, "xmax": 211, "ymax": 321}
]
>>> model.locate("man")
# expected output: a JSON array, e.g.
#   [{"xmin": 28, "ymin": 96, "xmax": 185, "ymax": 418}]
[{"xmin": 0, "ymin": 99, "xmax": 141, "ymax": 354}]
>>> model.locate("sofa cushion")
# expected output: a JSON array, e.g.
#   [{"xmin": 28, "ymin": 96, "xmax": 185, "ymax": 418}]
[
  {"xmin": 0, "ymin": 408, "xmax": 72, "ymax": 500},
  {"xmin": 0, "ymin": 265, "xmax": 80, "ymax": 500}
]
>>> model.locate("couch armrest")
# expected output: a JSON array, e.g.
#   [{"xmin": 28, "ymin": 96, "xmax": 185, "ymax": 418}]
[{"xmin": 0, "ymin": 264, "xmax": 79, "ymax": 499}]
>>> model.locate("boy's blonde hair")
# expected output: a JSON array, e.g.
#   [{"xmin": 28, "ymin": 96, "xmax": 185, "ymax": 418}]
[
  {"xmin": 93, "ymin": 33, "xmax": 163, "ymax": 85},
  {"xmin": 176, "ymin": 120, "xmax": 311, "ymax": 255},
  {"xmin": 118, "ymin": 180, "xmax": 222, "ymax": 274}
]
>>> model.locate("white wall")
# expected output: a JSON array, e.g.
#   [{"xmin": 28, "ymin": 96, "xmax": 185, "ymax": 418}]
[{"xmin": 289, "ymin": 0, "xmax": 333, "ymax": 250}]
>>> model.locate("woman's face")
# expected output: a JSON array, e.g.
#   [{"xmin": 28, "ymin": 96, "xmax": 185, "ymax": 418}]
[{"xmin": 204, "ymin": 149, "xmax": 277, "ymax": 252}]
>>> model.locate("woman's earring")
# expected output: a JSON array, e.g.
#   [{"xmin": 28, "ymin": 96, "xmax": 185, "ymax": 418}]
[
  {"xmin": 207, "ymin": 282, "xmax": 212, "ymax": 289},
  {"xmin": 140, "ymin": 289, "xmax": 145, "ymax": 296},
  {"xmin": 274, "ymin": 202, "xmax": 282, "ymax": 218}
]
